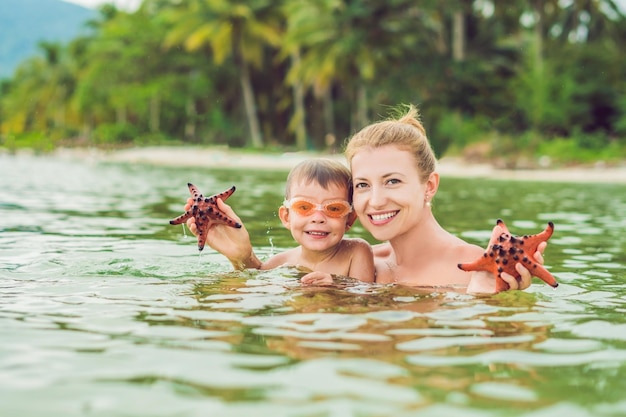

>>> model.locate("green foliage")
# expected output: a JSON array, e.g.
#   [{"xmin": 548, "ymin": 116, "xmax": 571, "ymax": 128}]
[
  {"xmin": 537, "ymin": 137, "xmax": 625, "ymax": 165},
  {"xmin": 134, "ymin": 132, "xmax": 178, "ymax": 146},
  {"xmin": 0, "ymin": 0, "xmax": 624, "ymax": 165},
  {"xmin": 1, "ymin": 131, "xmax": 56, "ymax": 153},
  {"xmin": 92, "ymin": 123, "xmax": 139, "ymax": 145},
  {"xmin": 616, "ymin": 95, "xmax": 626, "ymax": 136},
  {"xmin": 432, "ymin": 111, "xmax": 492, "ymax": 155},
  {"xmin": 511, "ymin": 33, "xmax": 624, "ymax": 142}
]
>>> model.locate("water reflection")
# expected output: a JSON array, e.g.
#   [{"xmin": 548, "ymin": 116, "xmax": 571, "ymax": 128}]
[{"xmin": 1, "ymin": 154, "xmax": 625, "ymax": 416}]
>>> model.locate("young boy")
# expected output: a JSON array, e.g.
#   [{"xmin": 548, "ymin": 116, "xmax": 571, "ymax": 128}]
[{"xmin": 183, "ymin": 158, "xmax": 375, "ymax": 285}]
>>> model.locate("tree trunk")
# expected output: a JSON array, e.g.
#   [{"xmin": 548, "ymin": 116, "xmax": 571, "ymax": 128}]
[
  {"xmin": 116, "ymin": 106, "xmax": 127, "ymax": 125},
  {"xmin": 322, "ymin": 86, "xmax": 335, "ymax": 144},
  {"xmin": 530, "ymin": 0, "xmax": 546, "ymax": 130},
  {"xmin": 149, "ymin": 94, "xmax": 160, "ymax": 133},
  {"xmin": 53, "ymin": 86, "xmax": 66, "ymax": 128},
  {"xmin": 54, "ymin": 105, "xmax": 65, "ymax": 129},
  {"xmin": 291, "ymin": 50, "xmax": 307, "ymax": 150},
  {"xmin": 240, "ymin": 60, "xmax": 263, "ymax": 148},
  {"xmin": 184, "ymin": 97, "xmax": 196, "ymax": 141},
  {"xmin": 185, "ymin": 70, "xmax": 199, "ymax": 141},
  {"xmin": 355, "ymin": 84, "xmax": 367, "ymax": 129},
  {"xmin": 82, "ymin": 115, "xmax": 93, "ymax": 144},
  {"xmin": 533, "ymin": 0, "xmax": 544, "ymax": 71},
  {"xmin": 452, "ymin": 10, "xmax": 465, "ymax": 62}
]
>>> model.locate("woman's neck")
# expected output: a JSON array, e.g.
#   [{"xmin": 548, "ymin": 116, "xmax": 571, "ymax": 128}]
[{"xmin": 389, "ymin": 214, "xmax": 449, "ymax": 266}]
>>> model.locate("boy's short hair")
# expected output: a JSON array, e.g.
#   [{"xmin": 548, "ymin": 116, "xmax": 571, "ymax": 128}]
[{"xmin": 285, "ymin": 158, "xmax": 352, "ymax": 201}]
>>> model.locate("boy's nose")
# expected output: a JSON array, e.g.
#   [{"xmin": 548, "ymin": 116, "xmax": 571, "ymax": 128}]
[{"xmin": 310, "ymin": 210, "xmax": 327, "ymax": 222}]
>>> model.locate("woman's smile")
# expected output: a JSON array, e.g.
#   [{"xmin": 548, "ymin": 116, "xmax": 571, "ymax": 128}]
[{"xmin": 369, "ymin": 210, "xmax": 399, "ymax": 224}]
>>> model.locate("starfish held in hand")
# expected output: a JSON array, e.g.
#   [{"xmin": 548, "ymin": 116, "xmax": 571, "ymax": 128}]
[
  {"xmin": 170, "ymin": 183, "xmax": 242, "ymax": 251},
  {"xmin": 458, "ymin": 219, "xmax": 558, "ymax": 292}
]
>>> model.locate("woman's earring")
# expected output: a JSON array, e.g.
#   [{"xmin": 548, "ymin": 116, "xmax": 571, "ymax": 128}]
[{"xmin": 425, "ymin": 196, "xmax": 431, "ymax": 207}]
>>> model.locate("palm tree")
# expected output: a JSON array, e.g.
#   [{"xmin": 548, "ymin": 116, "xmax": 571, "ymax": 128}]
[
  {"xmin": 164, "ymin": 0, "xmax": 282, "ymax": 148},
  {"xmin": 74, "ymin": 3, "xmax": 195, "ymax": 142},
  {"xmin": 282, "ymin": 0, "xmax": 370, "ymax": 140},
  {"xmin": 0, "ymin": 41, "xmax": 74, "ymax": 142},
  {"xmin": 283, "ymin": 0, "xmax": 434, "ymax": 139},
  {"xmin": 549, "ymin": 0, "xmax": 625, "ymax": 43}
]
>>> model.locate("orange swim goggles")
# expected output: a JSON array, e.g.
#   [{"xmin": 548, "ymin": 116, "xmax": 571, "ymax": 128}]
[{"xmin": 283, "ymin": 198, "xmax": 353, "ymax": 218}]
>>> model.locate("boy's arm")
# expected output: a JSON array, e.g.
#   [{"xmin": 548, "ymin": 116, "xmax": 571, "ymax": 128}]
[
  {"xmin": 300, "ymin": 239, "xmax": 375, "ymax": 286},
  {"xmin": 185, "ymin": 198, "xmax": 262, "ymax": 270},
  {"xmin": 258, "ymin": 251, "xmax": 292, "ymax": 271}
]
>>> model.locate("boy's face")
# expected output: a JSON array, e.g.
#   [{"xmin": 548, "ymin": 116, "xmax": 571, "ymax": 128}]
[{"xmin": 279, "ymin": 180, "xmax": 355, "ymax": 253}]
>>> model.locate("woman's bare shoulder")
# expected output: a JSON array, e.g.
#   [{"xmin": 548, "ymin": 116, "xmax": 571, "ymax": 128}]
[{"xmin": 453, "ymin": 239, "xmax": 486, "ymax": 262}]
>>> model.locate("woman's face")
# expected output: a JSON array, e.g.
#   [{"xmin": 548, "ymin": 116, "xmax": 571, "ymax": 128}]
[{"xmin": 350, "ymin": 145, "xmax": 431, "ymax": 242}]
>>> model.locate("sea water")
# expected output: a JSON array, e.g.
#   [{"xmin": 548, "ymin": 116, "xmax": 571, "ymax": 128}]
[{"xmin": 1, "ymin": 153, "xmax": 625, "ymax": 417}]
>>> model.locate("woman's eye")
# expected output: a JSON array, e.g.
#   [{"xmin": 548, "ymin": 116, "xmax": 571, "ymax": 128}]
[
  {"xmin": 354, "ymin": 182, "xmax": 368, "ymax": 189},
  {"xmin": 386, "ymin": 178, "xmax": 401, "ymax": 185}
]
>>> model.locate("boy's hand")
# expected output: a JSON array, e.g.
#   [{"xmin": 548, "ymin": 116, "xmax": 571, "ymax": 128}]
[
  {"xmin": 184, "ymin": 198, "xmax": 258, "ymax": 269},
  {"xmin": 301, "ymin": 271, "xmax": 334, "ymax": 286}
]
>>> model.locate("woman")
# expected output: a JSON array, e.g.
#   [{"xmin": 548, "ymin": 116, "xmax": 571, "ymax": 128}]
[
  {"xmin": 183, "ymin": 105, "xmax": 543, "ymax": 294},
  {"xmin": 344, "ymin": 104, "xmax": 542, "ymax": 293}
]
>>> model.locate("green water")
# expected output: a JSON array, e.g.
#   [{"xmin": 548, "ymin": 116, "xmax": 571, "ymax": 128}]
[{"xmin": 1, "ymin": 153, "xmax": 625, "ymax": 417}]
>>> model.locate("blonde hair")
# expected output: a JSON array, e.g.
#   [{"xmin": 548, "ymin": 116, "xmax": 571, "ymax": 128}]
[
  {"xmin": 285, "ymin": 158, "xmax": 353, "ymax": 201},
  {"xmin": 344, "ymin": 104, "xmax": 436, "ymax": 183}
]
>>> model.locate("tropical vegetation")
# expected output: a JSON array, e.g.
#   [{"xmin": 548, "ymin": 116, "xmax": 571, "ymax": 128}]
[{"xmin": 1, "ymin": 0, "xmax": 625, "ymax": 166}]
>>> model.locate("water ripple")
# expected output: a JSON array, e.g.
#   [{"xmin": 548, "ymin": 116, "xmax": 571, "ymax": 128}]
[{"xmin": 1, "ymin": 155, "xmax": 625, "ymax": 416}]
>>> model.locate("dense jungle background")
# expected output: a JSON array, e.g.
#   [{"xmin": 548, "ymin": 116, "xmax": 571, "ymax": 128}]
[{"xmin": 1, "ymin": 0, "xmax": 625, "ymax": 167}]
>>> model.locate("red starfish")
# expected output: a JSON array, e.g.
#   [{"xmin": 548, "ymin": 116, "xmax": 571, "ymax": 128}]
[
  {"xmin": 457, "ymin": 219, "xmax": 559, "ymax": 292},
  {"xmin": 170, "ymin": 183, "xmax": 242, "ymax": 251}
]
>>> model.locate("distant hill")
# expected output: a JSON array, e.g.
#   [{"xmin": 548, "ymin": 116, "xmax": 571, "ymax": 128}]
[{"xmin": 0, "ymin": 0, "xmax": 97, "ymax": 80}]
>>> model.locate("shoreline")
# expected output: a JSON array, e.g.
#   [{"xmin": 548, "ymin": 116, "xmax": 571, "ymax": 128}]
[{"xmin": 8, "ymin": 146, "xmax": 626, "ymax": 184}]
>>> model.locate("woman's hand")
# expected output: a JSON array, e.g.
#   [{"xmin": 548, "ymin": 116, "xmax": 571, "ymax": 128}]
[
  {"xmin": 466, "ymin": 226, "xmax": 548, "ymax": 294},
  {"xmin": 500, "ymin": 241, "xmax": 547, "ymax": 290}
]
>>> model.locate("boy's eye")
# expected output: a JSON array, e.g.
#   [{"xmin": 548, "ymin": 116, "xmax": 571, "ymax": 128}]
[{"xmin": 295, "ymin": 202, "xmax": 313, "ymax": 210}]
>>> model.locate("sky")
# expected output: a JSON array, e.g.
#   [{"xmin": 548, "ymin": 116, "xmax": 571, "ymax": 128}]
[{"xmin": 62, "ymin": 0, "xmax": 142, "ymax": 12}]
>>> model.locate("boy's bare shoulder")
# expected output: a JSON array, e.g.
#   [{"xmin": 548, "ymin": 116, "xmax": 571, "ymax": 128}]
[{"xmin": 340, "ymin": 237, "xmax": 373, "ymax": 251}]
